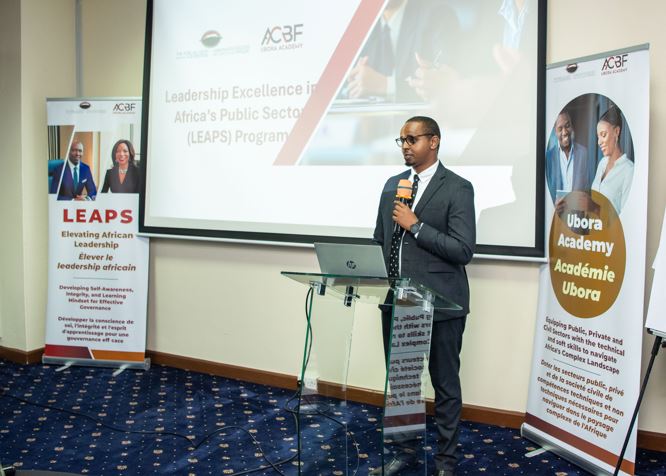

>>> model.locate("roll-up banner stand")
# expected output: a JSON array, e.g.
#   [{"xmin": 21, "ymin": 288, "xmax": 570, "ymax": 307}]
[
  {"xmin": 44, "ymin": 98, "xmax": 150, "ymax": 370},
  {"xmin": 523, "ymin": 45, "xmax": 649, "ymax": 475}
]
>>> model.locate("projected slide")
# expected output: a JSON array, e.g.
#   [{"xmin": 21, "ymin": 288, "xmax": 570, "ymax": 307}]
[{"xmin": 143, "ymin": 0, "xmax": 545, "ymax": 256}]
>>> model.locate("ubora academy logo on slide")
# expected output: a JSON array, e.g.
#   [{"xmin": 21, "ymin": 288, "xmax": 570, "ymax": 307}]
[
  {"xmin": 200, "ymin": 30, "xmax": 222, "ymax": 48},
  {"xmin": 176, "ymin": 31, "xmax": 249, "ymax": 60}
]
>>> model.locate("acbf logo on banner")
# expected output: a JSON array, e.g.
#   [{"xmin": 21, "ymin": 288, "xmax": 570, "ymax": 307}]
[{"xmin": 602, "ymin": 54, "xmax": 629, "ymax": 74}]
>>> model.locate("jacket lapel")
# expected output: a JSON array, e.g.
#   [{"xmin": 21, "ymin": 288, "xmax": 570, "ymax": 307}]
[{"xmin": 414, "ymin": 163, "xmax": 446, "ymax": 216}]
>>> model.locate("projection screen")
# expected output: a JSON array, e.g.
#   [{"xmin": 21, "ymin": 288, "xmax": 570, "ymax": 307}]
[{"xmin": 140, "ymin": 0, "xmax": 546, "ymax": 258}]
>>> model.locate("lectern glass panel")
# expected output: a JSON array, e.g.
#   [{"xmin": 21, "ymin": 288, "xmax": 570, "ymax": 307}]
[
  {"xmin": 282, "ymin": 272, "xmax": 460, "ymax": 475},
  {"xmin": 382, "ymin": 288, "xmax": 435, "ymax": 475}
]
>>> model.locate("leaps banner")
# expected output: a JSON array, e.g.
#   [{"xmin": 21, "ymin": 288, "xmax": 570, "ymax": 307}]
[
  {"xmin": 44, "ymin": 98, "xmax": 149, "ymax": 368},
  {"xmin": 523, "ymin": 45, "xmax": 649, "ymax": 475}
]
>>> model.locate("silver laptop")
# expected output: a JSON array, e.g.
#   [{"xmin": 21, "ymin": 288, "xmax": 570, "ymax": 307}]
[{"xmin": 314, "ymin": 243, "xmax": 388, "ymax": 278}]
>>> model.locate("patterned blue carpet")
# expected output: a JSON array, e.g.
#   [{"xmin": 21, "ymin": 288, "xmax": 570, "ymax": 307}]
[{"xmin": 0, "ymin": 359, "xmax": 664, "ymax": 475}]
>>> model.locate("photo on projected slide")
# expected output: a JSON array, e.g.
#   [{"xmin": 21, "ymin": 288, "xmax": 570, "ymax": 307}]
[
  {"xmin": 300, "ymin": 0, "xmax": 540, "ymax": 168},
  {"xmin": 337, "ymin": 0, "xmax": 460, "ymax": 104},
  {"xmin": 545, "ymin": 94, "xmax": 634, "ymax": 215}
]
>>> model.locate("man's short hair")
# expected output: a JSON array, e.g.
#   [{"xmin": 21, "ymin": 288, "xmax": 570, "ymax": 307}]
[
  {"xmin": 558, "ymin": 109, "xmax": 572, "ymax": 123},
  {"xmin": 406, "ymin": 115, "xmax": 441, "ymax": 138},
  {"xmin": 406, "ymin": 116, "xmax": 440, "ymax": 150}
]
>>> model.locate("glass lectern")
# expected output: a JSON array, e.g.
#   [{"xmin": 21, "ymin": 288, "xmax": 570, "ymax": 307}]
[{"xmin": 282, "ymin": 272, "xmax": 461, "ymax": 475}]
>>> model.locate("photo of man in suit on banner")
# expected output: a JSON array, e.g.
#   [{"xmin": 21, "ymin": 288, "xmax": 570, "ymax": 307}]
[{"xmin": 49, "ymin": 139, "xmax": 97, "ymax": 201}]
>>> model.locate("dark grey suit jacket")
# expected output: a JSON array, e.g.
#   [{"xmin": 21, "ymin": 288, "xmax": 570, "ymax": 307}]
[{"xmin": 373, "ymin": 163, "xmax": 476, "ymax": 318}]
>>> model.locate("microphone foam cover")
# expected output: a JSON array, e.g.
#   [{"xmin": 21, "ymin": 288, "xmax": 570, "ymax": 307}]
[{"xmin": 396, "ymin": 179, "xmax": 413, "ymax": 200}]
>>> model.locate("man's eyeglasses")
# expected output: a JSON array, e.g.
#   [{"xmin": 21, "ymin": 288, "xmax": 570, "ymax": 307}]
[{"xmin": 395, "ymin": 134, "xmax": 435, "ymax": 147}]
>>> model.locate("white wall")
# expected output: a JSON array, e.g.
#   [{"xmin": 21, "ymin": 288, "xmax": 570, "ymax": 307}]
[
  {"xmin": 3, "ymin": 0, "xmax": 665, "ymax": 435},
  {"xmin": 0, "ymin": 0, "xmax": 76, "ymax": 351},
  {"xmin": 20, "ymin": 0, "xmax": 78, "ymax": 351},
  {"xmin": 0, "ymin": 0, "xmax": 24, "ymax": 347}
]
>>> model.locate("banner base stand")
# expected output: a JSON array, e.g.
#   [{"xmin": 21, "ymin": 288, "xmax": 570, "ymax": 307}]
[
  {"xmin": 55, "ymin": 361, "xmax": 73, "ymax": 372},
  {"xmin": 42, "ymin": 356, "xmax": 150, "ymax": 371},
  {"xmin": 524, "ymin": 447, "xmax": 547, "ymax": 458},
  {"xmin": 521, "ymin": 424, "xmax": 614, "ymax": 476}
]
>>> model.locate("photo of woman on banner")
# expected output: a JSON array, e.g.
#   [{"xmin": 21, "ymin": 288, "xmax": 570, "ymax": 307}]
[
  {"xmin": 101, "ymin": 139, "xmax": 141, "ymax": 194},
  {"xmin": 592, "ymin": 104, "xmax": 634, "ymax": 214},
  {"xmin": 547, "ymin": 95, "xmax": 634, "ymax": 220}
]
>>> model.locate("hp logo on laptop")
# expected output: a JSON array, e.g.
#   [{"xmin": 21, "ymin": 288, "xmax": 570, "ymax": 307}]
[{"xmin": 346, "ymin": 260, "xmax": 357, "ymax": 270}]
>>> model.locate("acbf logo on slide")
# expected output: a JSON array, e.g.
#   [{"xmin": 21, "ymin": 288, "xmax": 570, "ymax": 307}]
[
  {"xmin": 261, "ymin": 24, "xmax": 304, "ymax": 52},
  {"xmin": 601, "ymin": 53, "xmax": 628, "ymax": 75}
]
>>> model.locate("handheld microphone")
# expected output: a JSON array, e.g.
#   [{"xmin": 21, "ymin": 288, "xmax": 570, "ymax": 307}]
[{"xmin": 394, "ymin": 179, "xmax": 413, "ymax": 233}]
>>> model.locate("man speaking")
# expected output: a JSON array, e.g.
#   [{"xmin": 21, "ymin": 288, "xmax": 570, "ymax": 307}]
[{"xmin": 372, "ymin": 116, "xmax": 475, "ymax": 476}]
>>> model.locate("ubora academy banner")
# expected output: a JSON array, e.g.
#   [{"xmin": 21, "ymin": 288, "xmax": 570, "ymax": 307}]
[
  {"xmin": 44, "ymin": 98, "xmax": 149, "ymax": 369},
  {"xmin": 523, "ymin": 45, "xmax": 649, "ymax": 475}
]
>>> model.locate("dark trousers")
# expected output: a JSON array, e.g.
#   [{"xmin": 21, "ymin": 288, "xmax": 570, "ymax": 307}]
[{"xmin": 381, "ymin": 309, "xmax": 466, "ymax": 471}]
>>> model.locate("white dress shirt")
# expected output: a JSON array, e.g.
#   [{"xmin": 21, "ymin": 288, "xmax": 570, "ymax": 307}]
[{"xmin": 591, "ymin": 153, "xmax": 634, "ymax": 214}]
